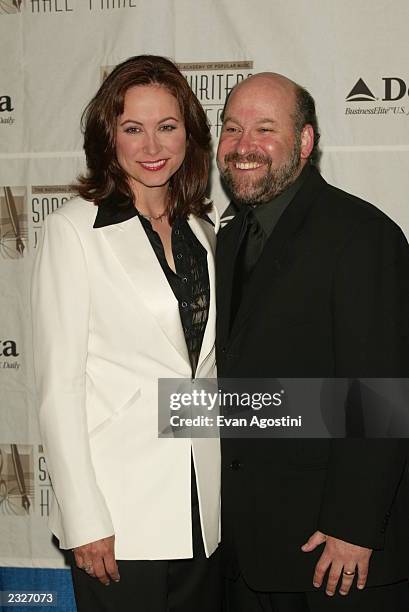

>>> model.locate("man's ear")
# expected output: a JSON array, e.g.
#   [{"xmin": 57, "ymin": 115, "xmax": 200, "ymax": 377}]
[{"xmin": 300, "ymin": 124, "xmax": 314, "ymax": 160}]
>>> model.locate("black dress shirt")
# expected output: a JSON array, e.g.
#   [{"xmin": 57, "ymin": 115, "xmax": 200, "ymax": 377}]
[
  {"xmin": 94, "ymin": 195, "xmax": 209, "ymax": 376},
  {"xmin": 223, "ymin": 164, "xmax": 311, "ymax": 327},
  {"xmin": 222, "ymin": 163, "xmax": 311, "ymax": 242}
]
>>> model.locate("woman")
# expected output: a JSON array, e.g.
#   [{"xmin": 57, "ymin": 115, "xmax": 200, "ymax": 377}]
[{"xmin": 31, "ymin": 55, "xmax": 221, "ymax": 612}]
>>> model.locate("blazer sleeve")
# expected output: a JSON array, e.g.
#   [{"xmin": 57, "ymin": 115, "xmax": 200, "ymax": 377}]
[
  {"xmin": 31, "ymin": 210, "xmax": 114, "ymax": 549},
  {"xmin": 318, "ymin": 217, "xmax": 409, "ymax": 549}
]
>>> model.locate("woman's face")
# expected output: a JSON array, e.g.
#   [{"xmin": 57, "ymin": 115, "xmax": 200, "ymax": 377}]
[{"xmin": 116, "ymin": 84, "xmax": 187, "ymax": 198}]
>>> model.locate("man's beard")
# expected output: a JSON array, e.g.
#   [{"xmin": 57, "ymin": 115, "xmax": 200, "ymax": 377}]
[{"xmin": 218, "ymin": 137, "xmax": 302, "ymax": 206}]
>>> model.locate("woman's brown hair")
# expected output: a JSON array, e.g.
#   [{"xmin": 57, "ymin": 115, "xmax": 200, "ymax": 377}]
[{"xmin": 76, "ymin": 55, "xmax": 211, "ymax": 219}]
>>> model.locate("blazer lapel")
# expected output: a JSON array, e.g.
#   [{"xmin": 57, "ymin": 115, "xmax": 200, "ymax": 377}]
[
  {"xmin": 188, "ymin": 215, "xmax": 217, "ymax": 372},
  {"xmin": 229, "ymin": 168, "xmax": 328, "ymax": 343},
  {"xmin": 100, "ymin": 216, "xmax": 190, "ymax": 363}
]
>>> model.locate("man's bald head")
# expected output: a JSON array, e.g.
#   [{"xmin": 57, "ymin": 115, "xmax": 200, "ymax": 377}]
[
  {"xmin": 224, "ymin": 73, "xmax": 319, "ymax": 163},
  {"xmin": 228, "ymin": 72, "xmax": 298, "ymax": 108}
]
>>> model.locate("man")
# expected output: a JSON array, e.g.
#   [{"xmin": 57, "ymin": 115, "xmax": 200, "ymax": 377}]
[{"xmin": 216, "ymin": 73, "xmax": 409, "ymax": 611}]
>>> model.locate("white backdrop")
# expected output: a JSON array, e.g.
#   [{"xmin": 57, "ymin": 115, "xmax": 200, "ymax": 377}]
[{"xmin": 1, "ymin": 0, "xmax": 408, "ymax": 567}]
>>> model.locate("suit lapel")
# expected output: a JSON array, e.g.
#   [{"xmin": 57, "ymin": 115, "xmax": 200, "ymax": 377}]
[
  {"xmin": 216, "ymin": 211, "xmax": 248, "ymax": 349},
  {"xmin": 229, "ymin": 168, "xmax": 328, "ymax": 343},
  {"xmin": 100, "ymin": 216, "xmax": 190, "ymax": 363}
]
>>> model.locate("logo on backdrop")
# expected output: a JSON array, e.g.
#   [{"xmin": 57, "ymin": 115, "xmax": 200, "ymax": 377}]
[
  {"xmin": 0, "ymin": 0, "xmax": 22, "ymax": 14},
  {"xmin": 178, "ymin": 61, "xmax": 254, "ymax": 137},
  {"xmin": 88, "ymin": 0, "xmax": 137, "ymax": 9},
  {"xmin": 0, "ymin": 95, "xmax": 14, "ymax": 111},
  {"xmin": 346, "ymin": 78, "xmax": 376, "ymax": 102},
  {"xmin": 0, "ymin": 337, "xmax": 20, "ymax": 371},
  {"xmin": 0, "ymin": 187, "xmax": 27, "ymax": 259},
  {"xmin": 0, "ymin": 1, "xmax": 138, "ymax": 14},
  {"xmin": 38, "ymin": 445, "xmax": 53, "ymax": 517},
  {"xmin": 31, "ymin": 184, "xmax": 75, "ymax": 248},
  {"xmin": 0, "ymin": 444, "xmax": 53, "ymax": 518},
  {"xmin": 0, "ymin": 445, "xmax": 33, "ymax": 516},
  {"xmin": 0, "ymin": 0, "xmax": 72, "ymax": 13},
  {"xmin": 0, "ymin": 95, "xmax": 15, "ymax": 126},
  {"xmin": 102, "ymin": 61, "xmax": 254, "ymax": 139},
  {"xmin": 345, "ymin": 76, "xmax": 409, "ymax": 117}
]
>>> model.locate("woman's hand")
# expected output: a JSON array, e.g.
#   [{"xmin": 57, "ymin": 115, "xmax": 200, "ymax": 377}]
[{"xmin": 73, "ymin": 535, "xmax": 120, "ymax": 586}]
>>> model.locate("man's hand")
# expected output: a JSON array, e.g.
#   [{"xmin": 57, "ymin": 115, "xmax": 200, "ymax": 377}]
[
  {"xmin": 301, "ymin": 531, "xmax": 372, "ymax": 596},
  {"xmin": 73, "ymin": 535, "xmax": 120, "ymax": 586}
]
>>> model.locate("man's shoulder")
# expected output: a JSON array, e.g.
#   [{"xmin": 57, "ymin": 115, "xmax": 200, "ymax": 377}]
[
  {"xmin": 218, "ymin": 168, "xmax": 404, "ymax": 241},
  {"xmin": 325, "ymin": 182, "xmax": 388, "ymax": 220},
  {"xmin": 314, "ymin": 173, "xmax": 403, "ymax": 238}
]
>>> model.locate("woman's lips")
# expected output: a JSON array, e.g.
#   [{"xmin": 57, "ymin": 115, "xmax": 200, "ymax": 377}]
[{"xmin": 139, "ymin": 160, "xmax": 167, "ymax": 171}]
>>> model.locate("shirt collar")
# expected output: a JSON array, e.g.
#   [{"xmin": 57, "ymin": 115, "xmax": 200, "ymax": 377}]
[
  {"xmin": 93, "ymin": 192, "xmax": 137, "ymax": 228},
  {"xmin": 227, "ymin": 164, "xmax": 311, "ymax": 239},
  {"xmin": 253, "ymin": 164, "xmax": 311, "ymax": 239}
]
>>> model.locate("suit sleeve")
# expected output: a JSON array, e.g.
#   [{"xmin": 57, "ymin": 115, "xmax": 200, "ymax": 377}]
[
  {"xmin": 31, "ymin": 211, "xmax": 114, "ymax": 549},
  {"xmin": 318, "ymin": 217, "xmax": 409, "ymax": 549}
]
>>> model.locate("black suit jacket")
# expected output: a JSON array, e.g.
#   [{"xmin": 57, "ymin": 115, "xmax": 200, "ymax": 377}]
[{"xmin": 216, "ymin": 167, "xmax": 409, "ymax": 592}]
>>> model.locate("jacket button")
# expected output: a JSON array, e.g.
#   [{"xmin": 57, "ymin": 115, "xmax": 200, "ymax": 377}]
[
  {"xmin": 221, "ymin": 347, "xmax": 227, "ymax": 353},
  {"xmin": 230, "ymin": 460, "xmax": 242, "ymax": 470}
]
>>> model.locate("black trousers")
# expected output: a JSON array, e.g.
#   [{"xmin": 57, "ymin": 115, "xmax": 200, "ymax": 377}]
[
  {"xmin": 71, "ymin": 465, "xmax": 222, "ymax": 612},
  {"xmin": 224, "ymin": 573, "xmax": 409, "ymax": 612}
]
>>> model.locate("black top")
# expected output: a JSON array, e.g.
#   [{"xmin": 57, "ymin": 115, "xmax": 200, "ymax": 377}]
[
  {"xmin": 216, "ymin": 166, "xmax": 409, "ymax": 590},
  {"xmin": 221, "ymin": 163, "xmax": 311, "ymax": 241},
  {"xmin": 253, "ymin": 163, "xmax": 311, "ymax": 239},
  {"xmin": 222, "ymin": 166, "xmax": 311, "ymax": 326},
  {"xmin": 94, "ymin": 195, "xmax": 209, "ymax": 376}
]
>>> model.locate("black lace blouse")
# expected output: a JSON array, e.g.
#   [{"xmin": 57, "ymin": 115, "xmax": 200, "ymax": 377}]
[{"xmin": 138, "ymin": 215, "xmax": 210, "ymax": 377}]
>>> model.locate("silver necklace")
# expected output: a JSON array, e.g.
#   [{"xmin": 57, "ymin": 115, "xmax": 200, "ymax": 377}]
[{"xmin": 137, "ymin": 208, "xmax": 168, "ymax": 222}]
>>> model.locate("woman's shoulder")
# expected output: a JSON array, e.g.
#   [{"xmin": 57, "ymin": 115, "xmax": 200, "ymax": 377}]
[{"xmin": 50, "ymin": 195, "xmax": 98, "ymax": 228}]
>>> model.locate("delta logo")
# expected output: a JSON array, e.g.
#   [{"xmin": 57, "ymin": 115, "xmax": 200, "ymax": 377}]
[
  {"xmin": 346, "ymin": 78, "xmax": 377, "ymax": 102},
  {"xmin": 346, "ymin": 77, "xmax": 409, "ymax": 102}
]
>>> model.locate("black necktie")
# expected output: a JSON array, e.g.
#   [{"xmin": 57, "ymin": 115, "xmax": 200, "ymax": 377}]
[
  {"xmin": 239, "ymin": 208, "xmax": 266, "ymax": 280},
  {"xmin": 230, "ymin": 208, "xmax": 265, "ymax": 327}
]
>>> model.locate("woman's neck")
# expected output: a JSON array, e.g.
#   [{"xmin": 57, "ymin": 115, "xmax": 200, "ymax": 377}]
[{"xmin": 131, "ymin": 183, "xmax": 169, "ymax": 218}]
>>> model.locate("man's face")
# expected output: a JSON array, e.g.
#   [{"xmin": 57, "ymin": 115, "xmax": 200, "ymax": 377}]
[{"xmin": 217, "ymin": 76, "xmax": 307, "ymax": 205}]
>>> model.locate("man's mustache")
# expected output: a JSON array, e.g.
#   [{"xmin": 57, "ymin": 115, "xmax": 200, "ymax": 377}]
[{"xmin": 224, "ymin": 152, "xmax": 272, "ymax": 166}]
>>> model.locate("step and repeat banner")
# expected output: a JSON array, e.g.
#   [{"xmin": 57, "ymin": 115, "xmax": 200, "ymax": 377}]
[{"xmin": 1, "ymin": 0, "xmax": 408, "ymax": 568}]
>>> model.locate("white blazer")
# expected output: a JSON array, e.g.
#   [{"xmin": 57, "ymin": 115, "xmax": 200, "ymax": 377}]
[{"xmin": 31, "ymin": 196, "xmax": 220, "ymax": 560}]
